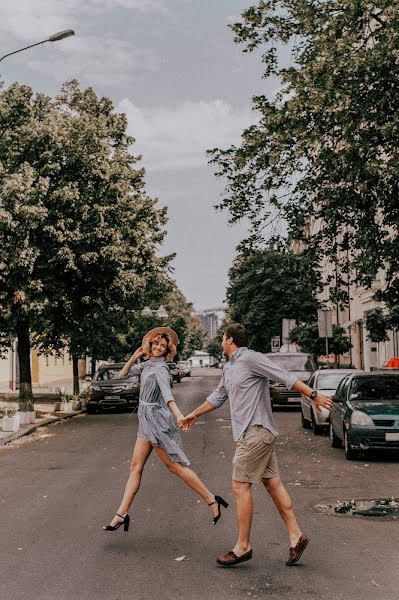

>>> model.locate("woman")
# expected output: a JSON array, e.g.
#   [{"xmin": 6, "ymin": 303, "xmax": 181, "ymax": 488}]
[{"xmin": 103, "ymin": 326, "xmax": 228, "ymax": 532}]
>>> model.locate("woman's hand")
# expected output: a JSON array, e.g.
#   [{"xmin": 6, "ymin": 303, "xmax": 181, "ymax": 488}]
[
  {"xmin": 177, "ymin": 414, "xmax": 188, "ymax": 431},
  {"xmin": 132, "ymin": 346, "xmax": 145, "ymax": 362},
  {"xmin": 179, "ymin": 413, "xmax": 197, "ymax": 430}
]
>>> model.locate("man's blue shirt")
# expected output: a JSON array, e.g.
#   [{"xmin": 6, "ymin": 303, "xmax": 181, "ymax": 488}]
[{"xmin": 207, "ymin": 347, "xmax": 298, "ymax": 441}]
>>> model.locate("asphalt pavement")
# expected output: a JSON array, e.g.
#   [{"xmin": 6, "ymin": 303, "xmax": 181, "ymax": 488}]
[{"xmin": 1, "ymin": 369, "xmax": 399, "ymax": 600}]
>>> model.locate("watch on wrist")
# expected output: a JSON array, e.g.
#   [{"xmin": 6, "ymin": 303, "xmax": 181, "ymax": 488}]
[{"xmin": 310, "ymin": 389, "xmax": 318, "ymax": 400}]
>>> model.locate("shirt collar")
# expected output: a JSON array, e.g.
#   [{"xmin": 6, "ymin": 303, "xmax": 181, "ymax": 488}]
[
  {"xmin": 229, "ymin": 347, "xmax": 247, "ymax": 363},
  {"xmin": 150, "ymin": 356, "xmax": 166, "ymax": 362}
]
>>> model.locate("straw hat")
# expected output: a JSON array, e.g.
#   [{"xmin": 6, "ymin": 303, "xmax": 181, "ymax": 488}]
[{"xmin": 142, "ymin": 326, "xmax": 179, "ymax": 347}]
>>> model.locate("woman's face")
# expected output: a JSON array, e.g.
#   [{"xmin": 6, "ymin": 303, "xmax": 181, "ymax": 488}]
[{"xmin": 150, "ymin": 336, "xmax": 168, "ymax": 357}]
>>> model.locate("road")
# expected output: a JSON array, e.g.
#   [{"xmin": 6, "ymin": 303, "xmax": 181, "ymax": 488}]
[{"xmin": 1, "ymin": 369, "xmax": 399, "ymax": 600}]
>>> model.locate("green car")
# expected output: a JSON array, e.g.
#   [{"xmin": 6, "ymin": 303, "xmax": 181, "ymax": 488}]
[{"xmin": 330, "ymin": 373, "xmax": 399, "ymax": 460}]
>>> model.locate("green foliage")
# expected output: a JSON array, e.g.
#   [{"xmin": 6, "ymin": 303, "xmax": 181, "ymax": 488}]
[
  {"xmin": 210, "ymin": 1, "xmax": 399, "ymax": 312},
  {"xmin": 206, "ymin": 339, "xmax": 223, "ymax": 362},
  {"xmin": 226, "ymin": 246, "xmax": 320, "ymax": 352},
  {"xmin": 365, "ymin": 309, "xmax": 390, "ymax": 343},
  {"xmin": 106, "ymin": 278, "xmax": 204, "ymax": 362},
  {"xmin": 290, "ymin": 322, "xmax": 352, "ymax": 358},
  {"xmin": 0, "ymin": 80, "xmax": 172, "ymax": 401}
]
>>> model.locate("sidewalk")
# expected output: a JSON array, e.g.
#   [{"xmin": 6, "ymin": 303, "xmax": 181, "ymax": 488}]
[{"xmin": 0, "ymin": 407, "xmax": 86, "ymax": 447}]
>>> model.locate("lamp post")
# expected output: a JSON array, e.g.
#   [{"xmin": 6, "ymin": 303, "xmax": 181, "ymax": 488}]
[
  {"xmin": 0, "ymin": 30, "xmax": 75, "ymax": 64},
  {"xmin": 141, "ymin": 305, "xmax": 169, "ymax": 319}
]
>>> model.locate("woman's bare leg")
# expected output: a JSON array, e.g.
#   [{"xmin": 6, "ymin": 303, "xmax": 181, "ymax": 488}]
[
  {"xmin": 109, "ymin": 437, "xmax": 153, "ymax": 527},
  {"xmin": 152, "ymin": 445, "xmax": 220, "ymax": 519}
]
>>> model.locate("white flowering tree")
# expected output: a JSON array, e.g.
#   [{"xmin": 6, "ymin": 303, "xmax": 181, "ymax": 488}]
[{"xmin": 0, "ymin": 81, "xmax": 170, "ymax": 402}]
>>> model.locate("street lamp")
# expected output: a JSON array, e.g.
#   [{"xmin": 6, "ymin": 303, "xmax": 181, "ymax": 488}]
[
  {"xmin": 141, "ymin": 305, "xmax": 169, "ymax": 319},
  {"xmin": 0, "ymin": 30, "xmax": 75, "ymax": 64}
]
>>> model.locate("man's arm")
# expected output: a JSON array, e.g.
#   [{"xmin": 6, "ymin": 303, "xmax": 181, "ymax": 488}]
[
  {"xmin": 180, "ymin": 373, "xmax": 228, "ymax": 430},
  {"xmin": 291, "ymin": 380, "xmax": 333, "ymax": 412},
  {"xmin": 180, "ymin": 400, "xmax": 216, "ymax": 429},
  {"xmin": 248, "ymin": 352, "xmax": 333, "ymax": 412}
]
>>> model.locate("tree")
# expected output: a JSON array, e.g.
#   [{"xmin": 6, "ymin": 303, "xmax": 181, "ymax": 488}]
[
  {"xmin": 365, "ymin": 309, "xmax": 390, "ymax": 343},
  {"xmin": 206, "ymin": 339, "xmax": 223, "ymax": 363},
  {"xmin": 209, "ymin": 1, "xmax": 399, "ymax": 316},
  {"xmin": 289, "ymin": 322, "xmax": 352, "ymax": 365},
  {"xmin": 34, "ymin": 81, "xmax": 170, "ymax": 394},
  {"xmin": 226, "ymin": 245, "xmax": 320, "ymax": 352},
  {"xmin": 0, "ymin": 81, "xmax": 170, "ymax": 401}
]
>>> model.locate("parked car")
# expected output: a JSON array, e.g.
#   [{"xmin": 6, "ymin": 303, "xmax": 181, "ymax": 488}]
[
  {"xmin": 265, "ymin": 352, "xmax": 316, "ymax": 407},
  {"xmin": 301, "ymin": 369, "xmax": 358, "ymax": 435},
  {"xmin": 167, "ymin": 361, "xmax": 181, "ymax": 383},
  {"xmin": 86, "ymin": 363, "xmax": 140, "ymax": 413},
  {"xmin": 177, "ymin": 360, "xmax": 191, "ymax": 377},
  {"xmin": 329, "ymin": 372, "xmax": 399, "ymax": 459}
]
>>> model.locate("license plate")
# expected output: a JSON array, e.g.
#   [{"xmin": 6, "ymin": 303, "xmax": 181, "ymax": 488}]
[
  {"xmin": 385, "ymin": 433, "xmax": 399, "ymax": 441},
  {"xmin": 289, "ymin": 397, "xmax": 299, "ymax": 401},
  {"xmin": 104, "ymin": 396, "xmax": 120, "ymax": 400}
]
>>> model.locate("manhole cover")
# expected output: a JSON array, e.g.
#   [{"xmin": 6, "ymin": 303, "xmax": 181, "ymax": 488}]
[{"xmin": 315, "ymin": 498, "xmax": 399, "ymax": 519}]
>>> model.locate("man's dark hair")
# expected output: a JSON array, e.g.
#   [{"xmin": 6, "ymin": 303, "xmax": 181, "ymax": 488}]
[{"xmin": 225, "ymin": 323, "xmax": 248, "ymax": 347}]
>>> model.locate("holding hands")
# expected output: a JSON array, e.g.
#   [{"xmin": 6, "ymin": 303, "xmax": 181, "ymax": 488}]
[{"xmin": 178, "ymin": 413, "xmax": 197, "ymax": 431}]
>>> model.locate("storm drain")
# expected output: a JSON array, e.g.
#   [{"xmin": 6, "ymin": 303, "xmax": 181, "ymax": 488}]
[{"xmin": 315, "ymin": 498, "xmax": 399, "ymax": 520}]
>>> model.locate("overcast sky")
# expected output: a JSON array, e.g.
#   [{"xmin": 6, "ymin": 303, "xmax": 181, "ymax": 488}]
[{"xmin": 0, "ymin": 0, "xmax": 280, "ymax": 310}]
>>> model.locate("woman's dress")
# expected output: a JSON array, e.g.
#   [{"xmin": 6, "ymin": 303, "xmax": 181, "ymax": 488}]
[{"xmin": 124, "ymin": 356, "xmax": 190, "ymax": 466}]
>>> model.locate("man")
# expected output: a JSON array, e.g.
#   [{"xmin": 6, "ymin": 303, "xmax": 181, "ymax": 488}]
[{"xmin": 181, "ymin": 323, "xmax": 333, "ymax": 567}]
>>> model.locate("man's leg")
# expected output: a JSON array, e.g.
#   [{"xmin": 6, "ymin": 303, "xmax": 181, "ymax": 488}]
[
  {"xmin": 232, "ymin": 479, "xmax": 253, "ymax": 556},
  {"xmin": 262, "ymin": 476, "xmax": 302, "ymax": 547}
]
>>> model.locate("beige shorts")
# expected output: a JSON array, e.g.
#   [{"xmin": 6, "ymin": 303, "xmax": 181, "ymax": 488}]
[{"xmin": 232, "ymin": 425, "xmax": 279, "ymax": 483}]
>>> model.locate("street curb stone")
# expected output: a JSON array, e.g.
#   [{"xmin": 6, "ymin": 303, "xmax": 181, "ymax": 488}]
[{"xmin": 0, "ymin": 409, "xmax": 86, "ymax": 447}]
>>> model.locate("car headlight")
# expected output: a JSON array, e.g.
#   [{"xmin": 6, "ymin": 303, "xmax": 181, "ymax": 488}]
[{"xmin": 350, "ymin": 410, "xmax": 374, "ymax": 427}]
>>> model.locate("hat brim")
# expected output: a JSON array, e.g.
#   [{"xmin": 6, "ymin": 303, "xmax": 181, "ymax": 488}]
[{"xmin": 142, "ymin": 326, "xmax": 179, "ymax": 347}]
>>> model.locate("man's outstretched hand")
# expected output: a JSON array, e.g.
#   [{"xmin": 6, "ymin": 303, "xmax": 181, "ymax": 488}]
[
  {"xmin": 179, "ymin": 413, "xmax": 197, "ymax": 431},
  {"xmin": 314, "ymin": 393, "xmax": 334, "ymax": 412}
]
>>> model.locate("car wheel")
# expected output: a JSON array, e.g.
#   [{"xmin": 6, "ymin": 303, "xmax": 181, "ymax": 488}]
[
  {"xmin": 311, "ymin": 410, "xmax": 323, "ymax": 435},
  {"xmin": 86, "ymin": 406, "xmax": 97, "ymax": 414},
  {"xmin": 177, "ymin": 375, "xmax": 181, "ymax": 383},
  {"xmin": 329, "ymin": 421, "xmax": 342, "ymax": 448},
  {"xmin": 344, "ymin": 429, "xmax": 358, "ymax": 460},
  {"xmin": 301, "ymin": 408, "xmax": 311, "ymax": 429}
]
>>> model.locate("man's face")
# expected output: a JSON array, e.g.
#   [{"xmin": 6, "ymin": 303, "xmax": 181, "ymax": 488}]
[{"xmin": 221, "ymin": 333, "xmax": 233, "ymax": 357}]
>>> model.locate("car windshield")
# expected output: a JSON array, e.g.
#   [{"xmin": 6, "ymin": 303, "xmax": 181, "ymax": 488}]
[
  {"xmin": 267, "ymin": 354, "xmax": 315, "ymax": 372},
  {"xmin": 349, "ymin": 376, "xmax": 399, "ymax": 400},
  {"xmin": 317, "ymin": 373, "xmax": 351, "ymax": 391},
  {"xmin": 94, "ymin": 368, "xmax": 121, "ymax": 381}
]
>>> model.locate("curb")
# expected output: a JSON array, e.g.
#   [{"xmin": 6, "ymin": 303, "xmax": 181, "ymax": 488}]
[{"xmin": 0, "ymin": 409, "xmax": 86, "ymax": 447}]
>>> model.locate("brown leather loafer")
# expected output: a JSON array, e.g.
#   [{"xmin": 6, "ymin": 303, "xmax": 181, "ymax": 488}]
[
  {"xmin": 217, "ymin": 549, "xmax": 253, "ymax": 566},
  {"xmin": 286, "ymin": 533, "xmax": 310, "ymax": 566}
]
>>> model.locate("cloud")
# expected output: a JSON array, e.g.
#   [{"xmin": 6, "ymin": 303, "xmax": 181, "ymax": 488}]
[
  {"xmin": 118, "ymin": 98, "xmax": 256, "ymax": 171},
  {"xmin": 25, "ymin": 35, "xmax": 159, "ymax": 86},
  {"xmin": 0, "ymin": 0, "xmax": 167, "ymax": 42}
]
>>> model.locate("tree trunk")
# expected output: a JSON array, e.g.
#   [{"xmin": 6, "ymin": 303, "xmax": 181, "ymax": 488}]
[
  {"xmin": 16, "ymin": 318, "xmax": 34, "ymax": 409},
  {"xmin": 91, "ymin": 357, "xmax": 96, "ymax": 378},
  {"xmin": 72, "ymin": 354, "xmax": 80, "ymax": 396}
]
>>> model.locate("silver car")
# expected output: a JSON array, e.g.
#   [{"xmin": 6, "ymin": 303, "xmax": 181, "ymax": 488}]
[{"xmin": 301, "ymin": 369, "xmax": 358, "ymax": 435}]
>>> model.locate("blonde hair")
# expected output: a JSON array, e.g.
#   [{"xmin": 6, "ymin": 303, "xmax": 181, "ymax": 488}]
[{"xmin": 142, "ymin": 332, "xmax": 177, "ymax": 361}]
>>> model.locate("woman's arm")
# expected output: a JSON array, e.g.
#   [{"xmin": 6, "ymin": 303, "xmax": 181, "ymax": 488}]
[
  {"xmin": 167, "ymin": 400, "xmax": 184, "ymax": 425},
  {"xmin": 118, "ymin": 347, "xmax": 145, "ymax": 378}
]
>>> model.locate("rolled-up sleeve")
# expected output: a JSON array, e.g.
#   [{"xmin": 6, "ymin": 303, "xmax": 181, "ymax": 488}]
[
  {"xmin": 118, "ymin": 362, "xmax": 145, "ymax": 380},
  {"xmin": 156, "ymin": 366, "xmax": 175, "ymax": 404},
  {"xmin": 207, "ymin": 373, "xmax": 228, "ymax": 408},
  {"xmin": 249, "ymin": 353, "xmax": 298, "ymax": 390}
]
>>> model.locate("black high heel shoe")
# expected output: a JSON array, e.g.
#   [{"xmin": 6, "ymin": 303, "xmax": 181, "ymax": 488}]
[
  {"xmin": 209, "ymin": 495, "xmax": 229, "ymax": 525},
  {"xmin": 103, "ymin": 513, "xmax": 130, "ymax": 532}
]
